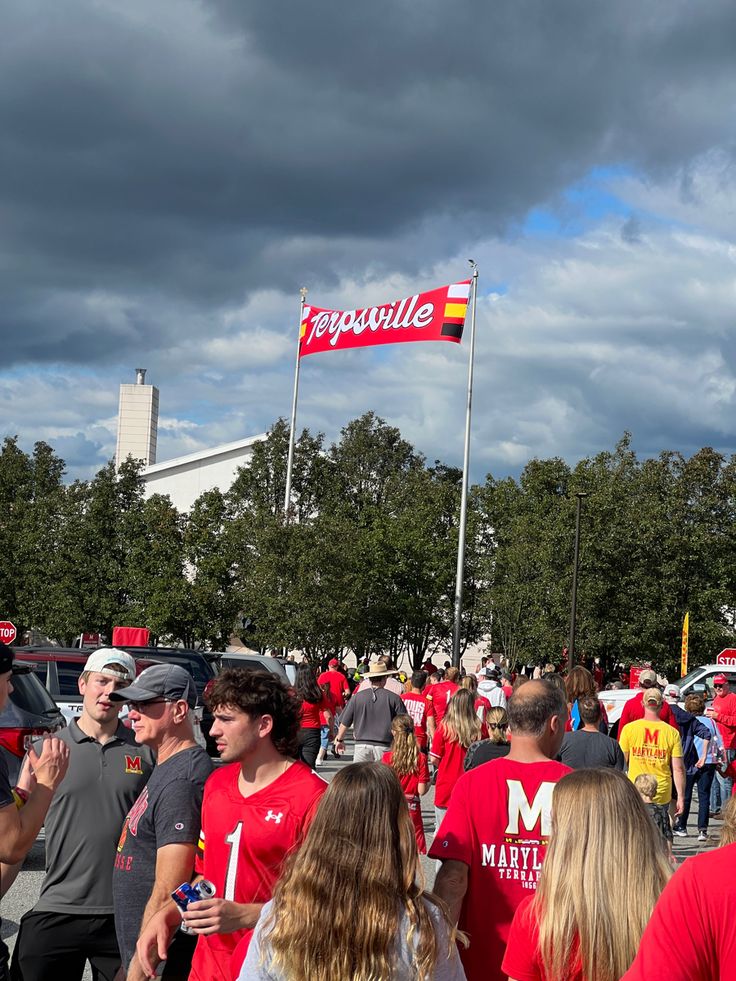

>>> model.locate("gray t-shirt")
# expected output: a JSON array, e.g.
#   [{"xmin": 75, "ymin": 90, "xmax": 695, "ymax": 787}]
[
  {"xmin": 339, "ymin": 686, "xmax": 405, "ymax": 745},
  {"xmin": 559, "ymin": 730, "xmax": 625, "ymax": 770},
  {"xmin": 35, "ymin": 720, "xmax": 155, "ymax": 915},
  {"xmin": 239, "ymin": 898, "xmax": 467, "ymax": 980},
  {"xmin": 113, "ymin": 745, "xmax": 214, "ymax": 969}
]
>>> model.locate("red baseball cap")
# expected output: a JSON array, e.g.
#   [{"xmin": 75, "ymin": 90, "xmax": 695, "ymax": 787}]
[
  {"xmin": 713, "ymin": 674, "xmax": 729, "ymax": 685},
  {"xmin": 328, "ymin": 658, "xmax": 339, "ymax": 668}
]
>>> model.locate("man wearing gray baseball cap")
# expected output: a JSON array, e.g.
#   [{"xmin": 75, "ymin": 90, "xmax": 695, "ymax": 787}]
[{"xmin": 110, "ymin": 663, "xmax": 213, "ymax": 981}]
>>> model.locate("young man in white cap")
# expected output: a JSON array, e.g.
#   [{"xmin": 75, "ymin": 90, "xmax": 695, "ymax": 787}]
[
  {"xmin": 110, "ymin": 663, "xmax": 213, "ymax": 981},
  {"xmin": 334, "ymin": 662, "xmax": 405, "ymax": 761},
  {"xmin": 0, "ymin": 642, "xmax": 69, "ymax": 981},
  {"xmin": 11, "ymin": 648, "xmax": 154, "ymax": 981}
]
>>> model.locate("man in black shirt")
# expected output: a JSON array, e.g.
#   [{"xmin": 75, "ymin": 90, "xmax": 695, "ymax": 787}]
[
  {"xmin": 559, "ymin": 695, "xmax": 625, "ymax": 770},
  {"xmin": 111, "ymin": 663, "xmax": 213, "ymax": 981}
]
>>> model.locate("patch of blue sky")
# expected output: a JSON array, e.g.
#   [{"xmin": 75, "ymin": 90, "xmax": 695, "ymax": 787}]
[{"xmin": 518, "ymin": 164, "xmax": 650, "ymax": 239}]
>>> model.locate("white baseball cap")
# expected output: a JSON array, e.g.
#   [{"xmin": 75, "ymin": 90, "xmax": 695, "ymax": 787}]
[{"xmin": 83, "ymin": 648, "xmax": 136, "ymax": 682}]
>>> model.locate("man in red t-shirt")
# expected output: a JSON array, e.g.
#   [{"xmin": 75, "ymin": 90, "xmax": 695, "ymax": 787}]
[
  {"xmin": 616, "ymin": 669, "xmax": 678, "ymax": 739},
  {"xmin": 430, "ymin": 680, "xmax": 571, "ymax": 981},
  {"xmin": 428, "ymin": 666, "xmax": 461, "ymax": 727},
  {"xmin": 622, "ymin": 842, "xmax": 736, "ymax": 981},
  {"xmin": 136, "ymin": 670, "xmax": 327, "ymax": 981},
  {"xmin": 317, "ymin": 659, "xmax": 351, "ymax": 715},
  {"xmin": 400, "ymin": 670, "xmax": 435, "ymax": 751},
  {"xmin": 705, "ymin": 673, "xmax": 736, "ymax": 798}
]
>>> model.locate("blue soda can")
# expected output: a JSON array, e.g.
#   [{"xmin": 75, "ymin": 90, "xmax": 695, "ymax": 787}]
[{"xmin": 171, "ymin": 879, "xmax": 216, "ymax": 933}]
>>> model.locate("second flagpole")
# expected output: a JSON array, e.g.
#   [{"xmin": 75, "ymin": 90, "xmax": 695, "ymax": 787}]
[
  {"xmin": 452, "ymin": 261, "xmax": 479, "ymax": 667},
  {"xmin": 283, "ymin": 287, "xmax": 308, "ymax": 518}
]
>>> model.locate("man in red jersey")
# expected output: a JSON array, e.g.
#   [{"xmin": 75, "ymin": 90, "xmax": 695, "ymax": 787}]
[
  {"xmin": 616, "ymin": 668, "xmax": 678, "ymax": 739},
  {"xmin": 622, "ymin": 842, "xmax": 736, "ymax": 981},
  {"xmin": 317, "ymin": 658, "xmax": 351, "ymax": 717},
  {"xmin": 400, "ymin": 670, "xmax": 435, "ymax": 751},
  {"xmin": 430, "ymin": 680, "xmax": 571, "ymax": 981},
  {"xmin": 428, "ymin": 666, "xmax": 461, "ymax": 728},
  {"xmin": 136, "ymin": 670, "xmax": 327, "ymax": 981}
]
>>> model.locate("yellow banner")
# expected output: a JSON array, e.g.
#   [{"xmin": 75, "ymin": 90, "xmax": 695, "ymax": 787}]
[{"xmin": 681, "ymin": 612, "xmax": 689, "ymax": 677}]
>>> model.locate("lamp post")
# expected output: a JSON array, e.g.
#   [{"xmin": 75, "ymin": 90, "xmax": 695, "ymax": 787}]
[{"xmin": 568, "ymin": 492, "xmax": 588, "ymax": 672}]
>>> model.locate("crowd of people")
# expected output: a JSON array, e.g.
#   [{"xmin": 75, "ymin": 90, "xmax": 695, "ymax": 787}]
[{"xmin": 1, "ymin": 639, "xmax": 736, "ymax": 980}]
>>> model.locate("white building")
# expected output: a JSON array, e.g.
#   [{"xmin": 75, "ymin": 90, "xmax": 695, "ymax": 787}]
[
  {"xmin": 142, "ymin": 434, "xmax": 266, "ymax": 511},
  {"xmin": 115, "ymin": 369, "xmax": 265, "ymax": 511},
  {"xmin": 115, "ymin": 368, "xmax": 159, "ymax": 469}
]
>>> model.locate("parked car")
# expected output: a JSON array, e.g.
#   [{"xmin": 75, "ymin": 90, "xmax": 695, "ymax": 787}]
[
  {"xmin": 600, "ymin": 663, "xmax": 736, "ymax": 735},
  {"xmin": 12, "ymin": 647, "xmax": 149, "ymax": 725},
  {"xmin": 13, "ymin": 646, "xmax": 207, "ymax": 750},
  {"xmin": 0, "ymin": 665, "xmax": 66, "ymax": 784},
  {"xmin": 212, "ymin": 651, "xmax": 292, "ymax": 684},
  {"xmin": 117, "ymin": 647, "xmax": 217, "ymax": 755}
]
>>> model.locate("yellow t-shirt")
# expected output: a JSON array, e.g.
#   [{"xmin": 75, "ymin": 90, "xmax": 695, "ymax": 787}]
[{"xmin": 620, "ymin": 718, "xmax": 683, "ymax": 804}]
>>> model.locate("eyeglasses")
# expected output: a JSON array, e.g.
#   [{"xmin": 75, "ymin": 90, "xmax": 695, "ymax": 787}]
[{"xmin": 127, "ymin": 699, "xmax": 171, "ymax": 712}]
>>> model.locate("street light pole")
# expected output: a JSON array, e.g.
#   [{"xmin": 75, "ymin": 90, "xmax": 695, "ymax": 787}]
[{"xmin": 568, "ymin": 492, "xmax": 588, "ymax": 672}]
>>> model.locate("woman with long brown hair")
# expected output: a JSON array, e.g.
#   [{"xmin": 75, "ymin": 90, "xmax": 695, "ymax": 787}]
[
  {"xmin": 501, "ymin": 768, "xmax": 671, "ymax": 981},
  {"xmin": 565, "ymin": 665, "xmax": 608, "ymax": 732},
  {"xmin": 238, "ymin": 762, "xmax": 466, "ymax": 980},
  {"xmin": 383, "ymin": 714, "xmax": 431, "ymax": 853},
  {"xmin": 430, "ymin": 688, "xmax": 485, "ymax": 832}
]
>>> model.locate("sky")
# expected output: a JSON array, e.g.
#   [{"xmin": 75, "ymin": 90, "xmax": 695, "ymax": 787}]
[{"xmin": 2, "ymin": 0, "xmax": 736, "ymax": 483}]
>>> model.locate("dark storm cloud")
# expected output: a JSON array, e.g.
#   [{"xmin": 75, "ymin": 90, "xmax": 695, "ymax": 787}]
[{"xmin": 1, "ymin": 0, "xmax": 735, "ymax": 368}]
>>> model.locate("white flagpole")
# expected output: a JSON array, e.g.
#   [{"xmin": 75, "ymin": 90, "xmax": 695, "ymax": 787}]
[
  {"xmin": 283, "ymin": 287, "xmax": 307, "ymax": 517},
  {"xmin": 452, "ymin": 261, "xmax": 479, "ymax": 667}
]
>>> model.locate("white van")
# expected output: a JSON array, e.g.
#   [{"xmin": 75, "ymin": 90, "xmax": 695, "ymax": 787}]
[{"xmin": 599, "ymin": 664, "xmax": 736, "ymax": 735}]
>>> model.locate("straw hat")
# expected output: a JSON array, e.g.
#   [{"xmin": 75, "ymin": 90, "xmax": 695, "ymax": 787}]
[{"xmin": 362, "ymin": 663, "xmax": 400, "ymax": 679}]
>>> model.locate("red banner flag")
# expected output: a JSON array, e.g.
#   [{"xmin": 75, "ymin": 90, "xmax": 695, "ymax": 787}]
[{"xmin": 298, "ymin": 280, "xmax": 471, "ymax": 358}]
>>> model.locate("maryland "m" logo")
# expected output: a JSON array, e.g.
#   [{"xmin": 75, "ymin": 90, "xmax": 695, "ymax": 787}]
[
  {"xmin": 643, "ymin": 728, "xmax": 660, "ymax": 746},
  {"xmin": 505, "ymin": 780, "xmax": 556, "ymax": 836}
]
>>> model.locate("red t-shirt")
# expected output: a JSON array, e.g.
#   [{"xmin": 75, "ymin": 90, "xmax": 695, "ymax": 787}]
[
  {"xmin": 430, "ymin": 724, "xmax": 488, "ymax": 808},
  {"xmin": 622, "ymin": 842, "xmax": 736, "ymax": 981},
  {"xmin": 502, "ymin": 895, "xmax": 583, "ymax": 981},
  {"xmin": 318, "ymin": 688, "xmax": 335, "ymax": 727},
  {"xmin": 382, "ymin": 750, "xmax": 430, "ymax": 854},
  {"xmin": 617, "ymin": 692, "xmax": 677, "ymax": 739},
  {"xmin": 711, "ymin": 691, "xmax": 736, "ymax": 749},
  {"xmin": 300, "ymin": 694, "xmax": 333, "ymax": 728},
  {"xmin": 190, "ymin": 761, "xmax": 327, "ymax": 981},
  {"xmin": 474, "ymin": 695, "xmax": 491, "ymax": 722},
  {"xmin": 401, "ymin": 691, "xmax": 435, "ymax": 748},
  {"xmin": 429, "ymin": 681, "xmax": 459, "ymax": 726},
  {"xmin": 428, "ymin": 757, "xmax": 571, "ymax": 981},
  {"xmin": 317, "ymin": 669, "xmax": 350, "ymax": 710}
]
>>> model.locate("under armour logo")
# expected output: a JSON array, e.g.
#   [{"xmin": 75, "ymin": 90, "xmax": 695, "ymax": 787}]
[{"xmin": 265, "ymin": 810, "xmax": 283, "ymax": 824}]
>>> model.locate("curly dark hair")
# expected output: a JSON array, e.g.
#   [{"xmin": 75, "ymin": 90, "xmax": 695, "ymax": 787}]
[{"xmin": 206, "ymin": 669, "xmax": 300, "ymax": 758}]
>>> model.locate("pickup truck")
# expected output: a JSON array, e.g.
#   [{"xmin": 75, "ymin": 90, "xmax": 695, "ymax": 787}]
[{"xmin": 599, "ymin": 663, "xmax": 736, "ymax": 735}]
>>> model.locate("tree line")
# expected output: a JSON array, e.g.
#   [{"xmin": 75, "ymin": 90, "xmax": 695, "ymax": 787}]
[{"xmin": 1, "ymin": 417, "xmax": 734, "ymax": 676}]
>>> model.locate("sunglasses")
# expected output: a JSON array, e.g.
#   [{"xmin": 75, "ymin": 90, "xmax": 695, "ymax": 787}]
[
  {"xmin": 127, "ymin": 698, "xmax": 172, "ymax": 712},
  {"xmin": 489, "ymin": 723, "xmax": 508, "ymax": 730}
]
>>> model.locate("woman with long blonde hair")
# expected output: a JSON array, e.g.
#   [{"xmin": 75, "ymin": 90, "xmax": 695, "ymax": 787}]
[
  {"xmin": 429, "ymin": 688, "xmax": 485, "ymax": 832},
  {"xmin": 383, "ymin": 714, "xmax": 431, "ymax": 852},
  {"xmin": 502, "ymin": 768, "xmax": 671, "ymax": 981},
  {"xmin": 238, "ymin": 763, "xmax": 466, "ymax": 981}
]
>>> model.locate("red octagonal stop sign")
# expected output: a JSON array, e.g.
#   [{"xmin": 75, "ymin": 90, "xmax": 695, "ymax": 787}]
[{"xmin": 0, "ymin": 621, "xmax": 17, "ymax": 644}]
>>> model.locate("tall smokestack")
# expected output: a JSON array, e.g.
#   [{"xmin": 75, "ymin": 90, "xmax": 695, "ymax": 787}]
[{"xmin": 115, "ymin": 369, "xmax": 159, "ymax": 470}]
